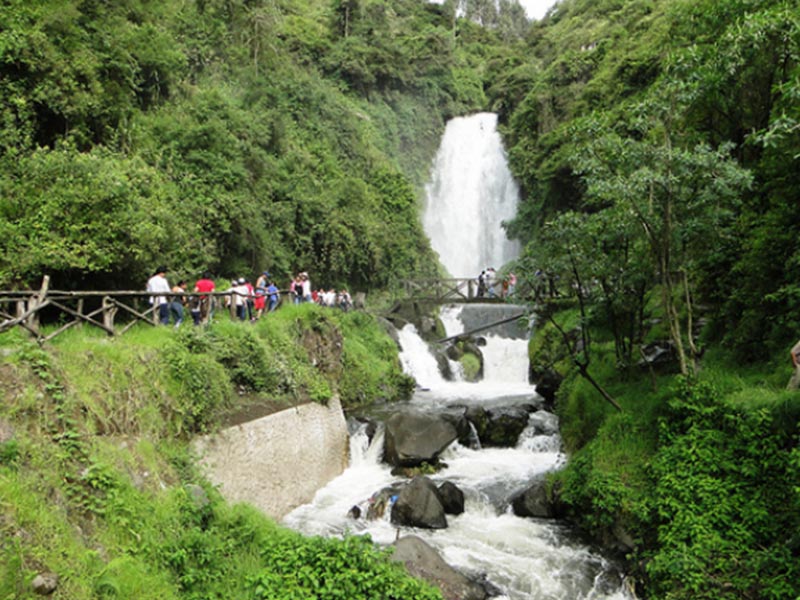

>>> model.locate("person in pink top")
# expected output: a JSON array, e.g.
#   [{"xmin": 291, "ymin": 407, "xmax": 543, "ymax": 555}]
[
  {"xmin": 508, "ymin": 272, "xmax": 517, "ymax": 297},
  {"xmin": 193, "ymin": 271, "xmax": 215, "ymax": 325},
  {"xmin": 244, "ymin": 278, "xmax": 255, "ymax": 321}
]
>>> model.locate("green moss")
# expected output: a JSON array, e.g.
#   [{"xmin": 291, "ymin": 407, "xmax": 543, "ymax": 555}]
[{"xmin": 459, "ymin": 352, "xmax": 481, "ymax": 381}]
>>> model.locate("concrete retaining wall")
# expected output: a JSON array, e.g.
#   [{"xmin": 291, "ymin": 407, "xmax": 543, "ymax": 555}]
[{"xmin": 192, "ymin": 396, "xmax": 349, "ymax": 520}]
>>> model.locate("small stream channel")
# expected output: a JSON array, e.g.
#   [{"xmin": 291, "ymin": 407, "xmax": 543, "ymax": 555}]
[{"xmin": 283, "ymin": 304, "xmax": 633, "ymax": 600}]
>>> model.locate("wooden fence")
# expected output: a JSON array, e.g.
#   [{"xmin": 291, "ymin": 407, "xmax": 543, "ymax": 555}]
[{"xmin": 0, "ymin": 276, "xmax": 258, "ymax": 344}]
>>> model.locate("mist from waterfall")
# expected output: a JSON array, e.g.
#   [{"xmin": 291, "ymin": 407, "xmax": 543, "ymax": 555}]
[{"xmin": 423, "ymin": 112, "xmax": 521, "ymax": 278}]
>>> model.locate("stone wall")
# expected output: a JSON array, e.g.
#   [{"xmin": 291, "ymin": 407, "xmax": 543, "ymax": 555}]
[{"xmin": 192, "ymin": 396, "xmax": 349, "ymax": 520}]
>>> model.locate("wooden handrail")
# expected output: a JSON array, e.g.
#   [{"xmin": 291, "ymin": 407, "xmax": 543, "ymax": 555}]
[{"xmin": 0, "ymin": 281, "xmax": 299, "ymax": 344}]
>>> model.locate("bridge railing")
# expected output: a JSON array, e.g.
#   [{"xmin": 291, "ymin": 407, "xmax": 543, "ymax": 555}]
[{"xmin": 402, "ymin": 278, "xmax": 486, "ymax": 302}]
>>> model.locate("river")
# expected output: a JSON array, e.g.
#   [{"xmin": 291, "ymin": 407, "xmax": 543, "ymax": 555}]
[{"xmin": 283, "ymin": 304, "xmax": 632, "ymax": 599}]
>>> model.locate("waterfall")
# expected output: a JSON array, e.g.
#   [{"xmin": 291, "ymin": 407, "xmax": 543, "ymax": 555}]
[
  {"xmin": 397, "ymin": 306, "xmax": 534, "ymax": 404},
  {"xmin": 397, "ymin": 323, "xmax": 450, "ymax": 389},
  {"xmin": 423, "ymin": 112, "xmax": 521, "ymax": 278}
]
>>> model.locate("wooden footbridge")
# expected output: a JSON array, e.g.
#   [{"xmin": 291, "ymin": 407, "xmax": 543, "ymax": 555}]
[{"xmin": 395, "ymin": 278, "xmax": 529, "ymax": 343}]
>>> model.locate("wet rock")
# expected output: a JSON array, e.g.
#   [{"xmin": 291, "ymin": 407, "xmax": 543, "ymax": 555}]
[
  {"xmin": 348, "ymin": 416, "xmax": 377, "ymax": 444},
  {"xmin": 510, "ymin": 479, "xmax": 555, "ymax": 519},
  {"xmin": 464, "ymin": 406, "xmax": 489, "ymax": 440},
  {"xmin": 446, "ymin": 340, "xmax": 484, "ymax": 382},
  {"xmin": 529, "ymin": 367, "xmax": 562, "ymax": 409},
  {"xmin": 384, "ymin": 411, "xmax": 458, "ymax": 467},
  {"xmin": 479, "ymin": 406, "xmax": 530, "ymax": 448},
  {"xmin": 434, "ymin": 349, "xmax": 456, "ymax": 381},
  {"xmin": 391, "ymin": 476, "xmax": 447, "ymax": 529},
  {"xmin": 419, "ymin": 316, "xmax": 438, "ymax": 336},
  {"xmin": 528, "ymin": 410, "xmax": 559, "ymax": 435},
  {"xmin": 31, "ymin": 572, "xmax": 58, "ymax": 595},
  {"xmin": 365, "ymin": 484, "xmax": 404, "ymax": 520},
  {"xmin": 510, "ymin": 477, "xmax": 567, "ymax": 520},
  {"xmin": 440, "ymin": 409, "xmax": 474, "ymax": 448},
  {"xmin": 445, "ymin": 344, "xmax": 463, "ymax": 361},
  {"xmin": 380, "ymin": 315, "xmax": 407, "ymax": 344},
  {"xmin": 437, "ymin": 481, "xmax": 465, "ymax": 515},
  {"xmin": 467, "ymin": 405, "xmax": 531, "ymax": 447},
  {"xmin": 390, "ymin": 535, "xmax": 488, "ymax": 600}
]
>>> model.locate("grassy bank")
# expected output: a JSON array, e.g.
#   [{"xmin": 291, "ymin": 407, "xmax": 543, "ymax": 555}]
[
  {"xmin": 0, "ymin": 305, "xmax": 437, "ymax": 600},
  {"xmin": 531, "ymin": 315, "xmax": 800, "ymax": 599}
]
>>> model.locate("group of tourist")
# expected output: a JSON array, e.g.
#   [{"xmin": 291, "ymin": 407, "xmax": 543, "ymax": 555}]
[
  {"xmin": 477, "ymin": 267, "xmax": 516, "ymax": 299},
  {"xmin": 146, "ymin": 266, "xmax": 353, "ymax": 328}
]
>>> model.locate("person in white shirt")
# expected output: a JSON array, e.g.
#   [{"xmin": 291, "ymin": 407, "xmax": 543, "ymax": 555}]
[
  {"xmin": 300, "ymin": 272, "xmax": 312, "ymax": 303},
  {"xmin": 146, "ymin": 266, "xmax": 172, "ymax": 325},
  {"xmin": 227, "ymin": 278, "xmax": 249, "ymax": 320}
]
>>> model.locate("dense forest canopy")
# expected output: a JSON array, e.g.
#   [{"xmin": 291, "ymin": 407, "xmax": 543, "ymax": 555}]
[
  {"xmin": 0, "ymin": 0, "xmax": 526, "ymax": 291},
  {"xmin": 494, "ymin": 0, "xmax": 800, "ymax": 362},
  {"xmin": 1, "ymin": 0, "xmax": 798, "ymax": 352}
]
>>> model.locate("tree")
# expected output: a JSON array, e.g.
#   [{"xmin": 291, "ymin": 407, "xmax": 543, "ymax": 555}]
[
  {"xmin": 526, "ymin": 211, "xmax": 631, "ymax": 411},
  {"xmin": 571, "ymin": 100, "xmax": 753, "ymax": 376}
]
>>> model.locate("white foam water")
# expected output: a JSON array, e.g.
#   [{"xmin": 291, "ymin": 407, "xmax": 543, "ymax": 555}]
[
  {"xmin": 283, "ymin": 113, "xmax": 631, "ymax": 600},
  {"xmin": 284, "ymin": 313, "xmax": 632, "ymax": 600}
]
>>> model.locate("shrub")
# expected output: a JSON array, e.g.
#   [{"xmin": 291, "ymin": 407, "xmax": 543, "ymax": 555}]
[
  {"xmin": 163, "ymin": 342, "xmax": 230, "ymax": 433},
  {"xmin": 642, "ymin": 380, "xmax": 800, "ymax": 599},
  {"xmin": 250, "ymin": 533, "xmax": 442, "ymax": 600}
]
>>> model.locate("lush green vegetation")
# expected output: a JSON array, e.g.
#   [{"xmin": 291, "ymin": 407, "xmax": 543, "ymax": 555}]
[
  {"xmin": 491, "ymin": 2, "xmax": 800, "ymax": 595},
  {"xmin": 502, "ymin": 0, "xmax": 800, "ymax": 364},
  {"xmin": 533, "ymin": 319, "xmax": 800, "ymax": 600},
  {"xmin": 3, "ymin": 0, "xmax": 800, "ymax": 598},
  {"xmin": 0, "ymin": 306, "xmax": 434, "ymax": 599}
]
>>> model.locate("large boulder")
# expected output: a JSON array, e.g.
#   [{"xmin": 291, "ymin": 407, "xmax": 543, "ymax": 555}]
[
  {"xmin": 390, "ymin": 535, "xmax": 489, "ymax": 600},
  {"xmin": 440, "ymin": 409, "xmax": 477, "ymax": 449},
  {"xmin": 466, "ymin": 405, "xmax": 532, "ymax": 447},
  {"xmin": 391, "ymin": 476, "xmax": 448, "ymax": 529},
  {"xmin": 437, "ymin": 481, "xmax": 465, "ymax": 515},
  {"xmin": 384, "ymin": 411, "xmax": 458, "ymax": 467},
  {"xmin": 510, "ymin": 478, "xmax": 556, "ymax": 519}
]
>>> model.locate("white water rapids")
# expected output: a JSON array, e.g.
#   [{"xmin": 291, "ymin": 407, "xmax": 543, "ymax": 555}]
[{"xmin": 284, "ymin": 307, "xmax": 632, "ymax": 599}]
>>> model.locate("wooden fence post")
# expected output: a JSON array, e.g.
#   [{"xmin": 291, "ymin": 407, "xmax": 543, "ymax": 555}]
[
  {"xmin": 76, "ymin": 298, "xmax": 84, "ymax": 329},
  {"xmin": 27, "ymin": 275, "xmax": 50, "ymax": 334},
  {"xmin": 102, "ymin": 296, "xmax": 117, "ymax": 334}
]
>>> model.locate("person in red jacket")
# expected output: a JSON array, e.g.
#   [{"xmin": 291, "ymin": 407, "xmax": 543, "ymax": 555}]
[{"xmin": 193, "ymin": 272, "xmax": 215, "ymax": 325}]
